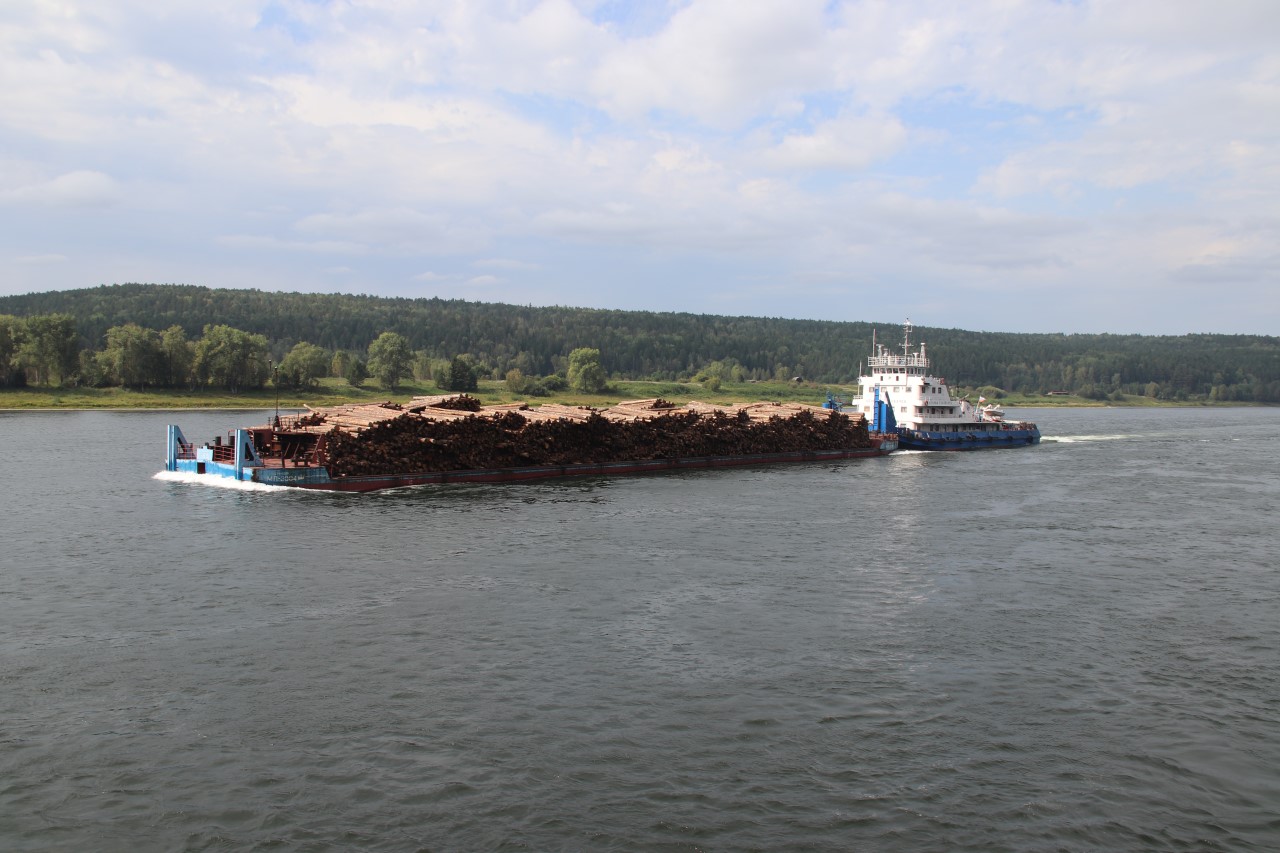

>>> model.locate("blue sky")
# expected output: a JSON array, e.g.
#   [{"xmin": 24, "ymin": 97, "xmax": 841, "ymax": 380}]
[{"xmin": 2, "ymin": 1, "xmax": 1277, "ymax": 334}]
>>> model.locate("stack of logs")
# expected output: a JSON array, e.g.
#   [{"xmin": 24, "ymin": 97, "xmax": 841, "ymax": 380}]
[{"xmin": 315, "ymin": 396, "xmax": 871, "ymax": 478}]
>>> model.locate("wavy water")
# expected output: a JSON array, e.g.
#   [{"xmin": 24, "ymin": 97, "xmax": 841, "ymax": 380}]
[{"xmin": 2, "ymin": 407, "xmax": 1278, "ymax": 851}]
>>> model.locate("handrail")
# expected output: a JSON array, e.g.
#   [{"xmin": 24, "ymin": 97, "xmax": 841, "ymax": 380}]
[{"xmin": 867, "ymin": 353, "xmax": 929, "ymax": 369}]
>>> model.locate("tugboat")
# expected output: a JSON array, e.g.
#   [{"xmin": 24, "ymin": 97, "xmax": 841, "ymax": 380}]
[{"xmin": 853, "ymin": 320, "xmax": 1040, "ymax": 450}]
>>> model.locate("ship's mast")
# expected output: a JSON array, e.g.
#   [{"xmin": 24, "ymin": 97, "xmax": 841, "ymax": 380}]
[{"xmin": 902, "ymin": 318, "xmax": 913, "ymax": 359}]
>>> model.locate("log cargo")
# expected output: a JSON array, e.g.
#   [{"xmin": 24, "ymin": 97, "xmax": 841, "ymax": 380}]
[{"xmin": 165, "ymin": 396, "xmax": 898, "ymax": 492}]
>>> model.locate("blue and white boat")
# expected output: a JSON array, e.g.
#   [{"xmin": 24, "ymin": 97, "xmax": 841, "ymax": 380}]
[{"xmin": 854, "ymin": 320, "xmax": 1040, "ymax": 450}]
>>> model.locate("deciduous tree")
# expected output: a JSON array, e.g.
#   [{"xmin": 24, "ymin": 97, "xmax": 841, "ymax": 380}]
[
  {"xmin": 102, "ymin": 323, "xmax": 163, "ymax": 388},
  {"xmin": 193, "ymin": 324, "xmax": 270, "ymax": 392},
  {"xmin": 443, "ymin": 356, "xmax": 477, "ymax": 392},
  {"xmin": 161, "ymin": 325, "xmax": 193, "ymax": 388},
  {"xmin": 278, "ymin": 341, "xmax": 330, "ymax": 389},
  {"xmin": 17, "ymin": 314, "xmax": 79, "ymax": 386},
  {"xmin": 567, "ymin": 347, "xmax": 607, "ymax": 393},
  {"xmin": 0, "ymin": 314, "xmax": 27, "ymax": 387},
  {"xmin": 367, "ymin": 332, "xmax": 411, "ymax": 390},
  {"xmin": 346, "ymin": 357, "xmax": 369, "ymax": 387}
]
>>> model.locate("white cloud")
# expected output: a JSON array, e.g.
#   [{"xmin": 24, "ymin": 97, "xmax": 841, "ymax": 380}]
[
  {"xmin": 592, "ymin": 0, "xmax": 831, "ymax": 125},
  {"xmin": 761, "ymin": 113, "xmax": 908, "ymax": 172},
  {"xmin": 475, "ymin": 258, "xmax": 540, "ymax": 271},
  {"xmin": 293, "ymin": 207, "xmax": 492, "ymax": 255},
  {"xmin": 216, "ymin": 234, "xmax": 366, "ymax": 255},
  {"xmin": 0, "ymin": 171, "xmax": 120, "ymax": 207},
  {"xmin": 0, "ymin": 0, "xmax": 1277, "ymax": 333}
]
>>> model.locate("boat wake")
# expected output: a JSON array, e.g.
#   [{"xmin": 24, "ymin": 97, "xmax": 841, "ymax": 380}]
[
  {"xmin": 153, "ymin": 469, "xmax": 292, "ymax": 492},
  {"xmin": 1042, "ymin": 434, "xmax": 1134, "ymax": 443}
]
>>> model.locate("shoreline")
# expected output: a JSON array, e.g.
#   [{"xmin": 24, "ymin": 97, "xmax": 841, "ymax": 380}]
[{"xmin": 2, "ymin": 379, "xmax": 1271, "ymax": 412}]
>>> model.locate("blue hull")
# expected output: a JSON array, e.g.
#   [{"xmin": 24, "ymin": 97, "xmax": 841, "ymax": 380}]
[
  {"xmin": 166, "ymin": 425, "xmax": 898, "ymax": 492},
  {"xmin": 897, "ymin": 427, "xmax": 1040, "ymax": 451}
]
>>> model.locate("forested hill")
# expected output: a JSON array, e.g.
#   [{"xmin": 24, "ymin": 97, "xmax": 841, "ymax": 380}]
[{"xmin": 2, "ymin": 283, "xmax": 1278, "ymax": 401}]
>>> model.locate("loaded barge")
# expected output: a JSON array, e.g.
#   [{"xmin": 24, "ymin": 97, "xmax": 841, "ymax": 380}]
[{"xmin": 166, "ymin": 395, "xmax": 897, "ymax": 492}]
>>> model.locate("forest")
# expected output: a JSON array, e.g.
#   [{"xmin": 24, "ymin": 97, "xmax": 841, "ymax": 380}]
[{"xmin": 1, "ymin": 283, "xmax": 1277, "ymax": 402}]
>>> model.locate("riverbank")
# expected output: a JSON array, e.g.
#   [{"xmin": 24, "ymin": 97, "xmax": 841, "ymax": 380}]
[{"xmin": 0, "ymin": 378, "xmax": 1250, "ymax": 410}]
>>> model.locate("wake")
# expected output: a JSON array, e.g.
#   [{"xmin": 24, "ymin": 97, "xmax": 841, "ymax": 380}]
[
  {"xmin": 1042, "ymin": 434, "xmax": 1136, "ymax": 443},
  {"xmin": 153, "ymin": 469, "xmax": 292, "ymax": 492}
]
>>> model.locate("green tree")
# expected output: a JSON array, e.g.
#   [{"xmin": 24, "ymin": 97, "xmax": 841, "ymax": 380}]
[
  {"xmin": 430, "ymin": 358, "xmax": 452, "ymax": 383},
  {"xmin": 331, "ymin": 350, "xmax": 351, "ymax": 379},
  {"xmin": 443, "ymin": 356, "xmax": 478, "ymax": 392},
  {"xmin": 193, "ymin": 324, "xmax": 270, "ymax": 392},
  {"xmin": 278, "ymin": 341, "xmax": 330, "ymax": 389},
  {"xmin": 412, "ymin": 350, "xmax": 434, "ymax": 381},
  {"xmin": 504, "ymin": 368, "xmax": 550, "ymax": 396},
  {"xmin": 540, "ymin": 373, "xmax": 567, "ymax": 392},
  {"xmin": 17, "ymin": 313, "xmax": 79, "ymax": 386},
  {"xmin": 102, "ymin": 323, "xmax": 163, "ymax": 388},
  {"xmin": 346, "ymin": 357, "xmax": 369, "ymax": 387},
  {"xmin": 367, "ymin": 331, "xmax": 412, "ymax": 390},
  {"xmin": 160, "ymin": 325, "xmax": 193, "ymax": 388},
  {"xmin": 79, "ymin": 348, "xmax": 111, "ymax": 387},
  {"xmin": 0, "ymin": 314, "xmax": 27, "ymax": 387},
  {"xmin": 505, "ymin": 368, "xmax": 530, "ymax": 393},
  {"xmin": 5, "ymin": 283, "xmax": 1280, "ymax": 402},
  {"xmin": 567, "ymin": 347, "xmax": 607, "ymax": 393}
]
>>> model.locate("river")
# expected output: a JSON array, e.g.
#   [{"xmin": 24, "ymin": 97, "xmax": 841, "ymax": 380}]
[{"xmin": 1, "ymin": 406, "xmax": 1277, "ymax": 851}]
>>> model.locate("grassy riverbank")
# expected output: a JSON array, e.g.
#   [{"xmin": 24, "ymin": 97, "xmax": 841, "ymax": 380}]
[{"xmin": 0, "ymin": 378, "xmax": 1233, "ymax": 410}]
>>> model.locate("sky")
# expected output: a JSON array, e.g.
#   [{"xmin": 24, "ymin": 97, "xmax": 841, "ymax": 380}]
[{"xmin": 1, "ymin": 1, "xmax": 1277, "ymax": 335}]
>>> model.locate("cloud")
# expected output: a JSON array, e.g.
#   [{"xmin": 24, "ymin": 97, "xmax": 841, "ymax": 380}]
[
  {"xmin": 592, "ymin": 0, "xmax": 832, "ymax": 125},
  {"xmin": 761, "ymin": 113, "xmax": 908, "ymax": 172},
  {"xmin": 475, "ymin": 258, "xmax": 540, "ymax": 271},
  {"xmin": 293, "ymin": 208, "xmax": 492, "ymax": 255},
  {"xmin": 1, "ymin": 171, "xmax": 120, "ymax": 207},
  {"xmin": 1, "ymin": 1, "xmax": 1277, "ymax": 333},
  {"xmin": 216, "ymin": 234, "xmax": 366, "ymax": 255}
]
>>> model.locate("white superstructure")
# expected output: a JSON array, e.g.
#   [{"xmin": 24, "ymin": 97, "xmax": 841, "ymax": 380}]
[{"xmin": 857, "ymin": 320, "xmax": 999, "ymax": 434}]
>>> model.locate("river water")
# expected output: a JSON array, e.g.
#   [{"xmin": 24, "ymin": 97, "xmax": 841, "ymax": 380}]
[{"xmin": 1, "ymin": 406, "xmax": 1277, "ymax": 851}]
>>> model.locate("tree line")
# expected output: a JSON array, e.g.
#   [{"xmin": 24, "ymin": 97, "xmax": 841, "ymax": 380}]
[
  {"xmin": 1, "ymin": 283, "xmax": 1278, "ymax": 401},
  {"xmin": 0, "ymin": 310, "xmax": 615, "ymax": 397}
]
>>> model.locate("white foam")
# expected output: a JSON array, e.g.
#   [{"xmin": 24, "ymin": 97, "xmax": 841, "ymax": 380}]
[
  {"xmin": 153, "ymin": 469, "xmax": 292, "ymax": 492},
  {"xmin": 1041, "ymin": 434, "xmax": 1132, "ymax": 443}
]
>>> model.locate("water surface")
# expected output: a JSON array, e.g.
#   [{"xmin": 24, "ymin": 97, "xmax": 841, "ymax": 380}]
[{"xmin": 2, "ymin": 407, "xmax": 1277, "ymax": 851}]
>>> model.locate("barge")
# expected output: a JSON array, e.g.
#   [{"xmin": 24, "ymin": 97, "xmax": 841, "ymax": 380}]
[{"xmin": 166, "ymin": 395, "xmax": 898, "ymax": 492}]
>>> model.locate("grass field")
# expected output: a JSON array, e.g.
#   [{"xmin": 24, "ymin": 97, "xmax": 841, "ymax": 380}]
[{"xmin": 0, "ymin": 377, "xmax": 1222, "ymax": 410}]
